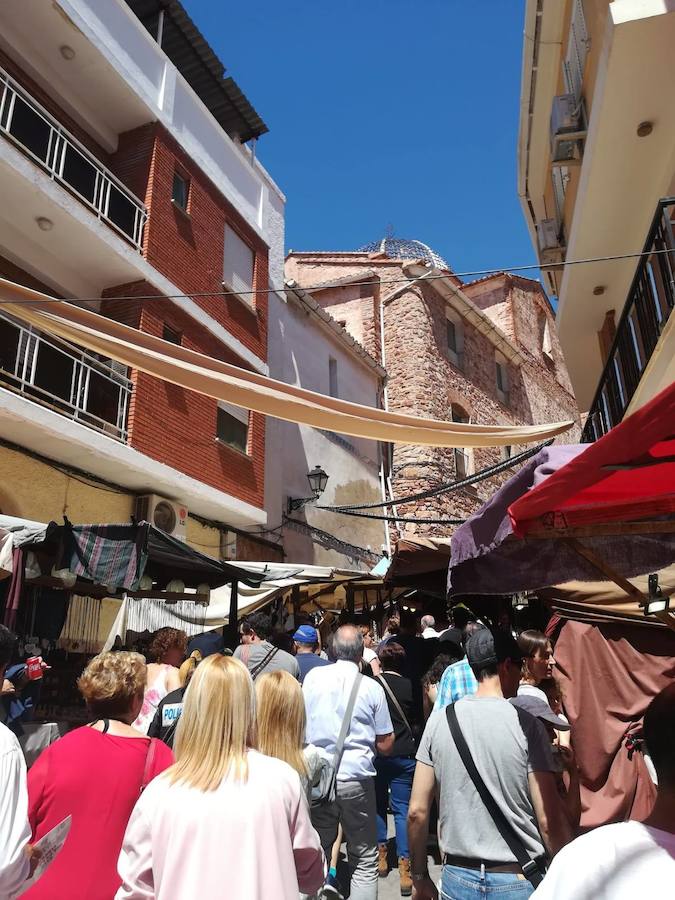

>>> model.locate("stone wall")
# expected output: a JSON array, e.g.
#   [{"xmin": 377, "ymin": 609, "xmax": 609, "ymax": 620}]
[{"xmin": 286, "ymin": 254, "xmax": 581, "ymax": 540}]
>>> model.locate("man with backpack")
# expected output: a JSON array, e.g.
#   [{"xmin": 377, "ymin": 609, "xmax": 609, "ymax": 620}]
[
  {"xmin": 304, "ymin": 624, "xmax": 393, "ymax": 900},
  {"xmin": 407, "ymin": 627, "xmax": 571, "ymax": 899}
]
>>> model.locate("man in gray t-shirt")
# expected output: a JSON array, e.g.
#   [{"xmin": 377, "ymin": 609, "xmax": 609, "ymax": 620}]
[
  {"xmin": 234, "ymin": 611, "xmax": 299, "ymax": 680},
  {"xmin": 408, "ymin": 628, "xmax": 572, "ymax": 899}
]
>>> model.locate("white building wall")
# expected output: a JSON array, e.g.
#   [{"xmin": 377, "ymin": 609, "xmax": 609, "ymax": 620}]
[{"xmin": 266, "ymin": 294, "xmax": 387, "ymax": 569}]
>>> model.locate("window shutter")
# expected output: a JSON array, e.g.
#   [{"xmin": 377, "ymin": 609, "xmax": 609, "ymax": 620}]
[
  {"xmin": 223, "ymin": 225, "xmax": 254, "ymax": 298},
  {"xmin": 563, "ymin": 0, "xmax": 588, "ymax": 101}
]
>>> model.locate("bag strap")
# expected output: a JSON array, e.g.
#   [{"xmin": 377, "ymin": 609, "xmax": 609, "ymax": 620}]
[
  {"xmin": 250, "ymin": 645, "xmax": 279, "ymax": 681},
  {"xmin": 140, "ymin": 738, "xmax": 158, "ymax": 795},
  {"xmin": 446, "ymin": 704, "xmax": 544, "ymax": 888},
  {"xmin": 377, "ymin": 675, "xmax": 414, "ymax": 738},
  {"xmin": 332, "ymin": 672, "xmax": 363, "ymax": 776}
]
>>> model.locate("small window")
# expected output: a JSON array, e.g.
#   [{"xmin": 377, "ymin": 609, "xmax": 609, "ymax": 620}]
[
  {"xmin": 329, "ymin": 357, "xmax": 339, "ymax": 398},
  {"xmin": 454, "ymin": 448, "xmax": 469, "ymax": 481},
  {"xmin": 216, "ymin": 402, "xmax": 249, "ymax": 454},
  {"xmin": 172, "ymin": 172, "xmax": 189, "ymax": 211},
  {"xmin": 445, "ymin": 312, "xmax": 464, "ymax": 369},
  {"xmin": 223, "ymin": 224, "xmax": 254, "ymax": 301},
  {"xmin": 501, "ymin": 445, "xmax": 513, "ymax": 462},
  {"xmin": 162, "ymin": 324, "xmax": 182, "ymax": 345},
  {"xmin": 447, "ymin": 320, "xmax": 458, "ymax": 353},
  {"xmin": 495, "ymin": 358, "xmax": 510, "ymax": 404}
]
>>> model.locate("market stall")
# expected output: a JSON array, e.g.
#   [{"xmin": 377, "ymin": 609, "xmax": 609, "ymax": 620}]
[{"xmin": 443, "ymin": 381, "xmax": 675, "ymax": 827}]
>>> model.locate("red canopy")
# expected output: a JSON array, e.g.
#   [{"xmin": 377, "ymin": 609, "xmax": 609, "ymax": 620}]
[{"xmin": 509, "ymin": 381, "xmax": 675, "ymax": 536}]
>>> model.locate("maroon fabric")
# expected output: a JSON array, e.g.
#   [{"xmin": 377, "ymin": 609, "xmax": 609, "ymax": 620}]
[
  {"xmin": 554, "ymin": 620, "xmax": 675, "ymax": 828},
  {"xmin": 509, "ymin": 380, "xmax": 675, "ymax": 534},
  {"xmin": 3, "ymin": 548, "xmax": 24, "ymax": 629}
]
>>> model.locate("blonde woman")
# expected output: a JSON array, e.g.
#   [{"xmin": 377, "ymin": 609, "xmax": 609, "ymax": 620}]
[
  {"xmin": 255, "ymin": 670, "xmax": 323, "ymax": 800},
  {"xmin": 116, "ymin": 656, "xmax": 325, "ymax": 900}
]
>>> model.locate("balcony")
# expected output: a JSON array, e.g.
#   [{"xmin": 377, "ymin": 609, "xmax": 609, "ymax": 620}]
[
  {"xmin": 0, "ymin": 312, "xmax": 132, "ymax": 441},
  {"xmin": 582, "ymin": 198, "xmax": 675, "ymax": 442},
  {"xmin": 0, "ymin": 66, "xmax": 147, "ymax": 250}
]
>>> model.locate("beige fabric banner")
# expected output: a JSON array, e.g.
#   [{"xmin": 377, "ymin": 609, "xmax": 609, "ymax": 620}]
[{"xmin": 0, "ymin": 277, "xmax": 573, "ymax": 448}]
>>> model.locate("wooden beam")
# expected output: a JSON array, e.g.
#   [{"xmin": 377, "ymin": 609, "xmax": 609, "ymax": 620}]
[
  {"xmin": 526, "ymin": 521, "xmax": 675, "ymax": 540},
  {"xmin": 565, "ymin": 539, "xmax": 675, "ymax": 633}
]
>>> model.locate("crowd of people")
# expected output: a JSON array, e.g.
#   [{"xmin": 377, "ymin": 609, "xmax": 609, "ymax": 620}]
[{"xmin": 0, "ymin": 604, "xmax": 674, "ymax": 899}]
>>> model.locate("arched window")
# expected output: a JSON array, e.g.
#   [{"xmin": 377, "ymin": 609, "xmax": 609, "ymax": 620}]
[{"xmin": 450, "ymin": 404, "xmax": 473, "ymax": 480}]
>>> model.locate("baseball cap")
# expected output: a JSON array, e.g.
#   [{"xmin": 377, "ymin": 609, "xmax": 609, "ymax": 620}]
[
  {"xmin": 465, "ymin": 627, "xmax": 523, "ymax": 671},
  {"xmin": 510, "ymin": 694, "xmax": 570, "ymax": 731},
  {"xmin": 293, "ymin": 625, "xmax": 319, "ymax": 644}
]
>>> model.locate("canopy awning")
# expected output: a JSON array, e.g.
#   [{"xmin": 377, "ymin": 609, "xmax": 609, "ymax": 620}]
[
  {"xmin": 0, "ymin": 277, "xmax": 574, "ymax": 449},
  {"xmin": 104, "ymin": 562, "xmax": 393, "ymax": 646},
  {"xmin": 509, "ymin": 380, "xmax": 675, "ymax": 535}
]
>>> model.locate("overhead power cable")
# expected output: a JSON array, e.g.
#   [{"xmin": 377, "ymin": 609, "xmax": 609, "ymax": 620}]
[
  {"xmin": 318, "ymin": 439, "xmax": 552, "ymax": 513},
  {"xmin": 1, "ymin": 248, "xmax": 673, "ymax": 307},
  {"xmin": 322, "ymin": 508, "xmax": 466, "ymax": 525}
]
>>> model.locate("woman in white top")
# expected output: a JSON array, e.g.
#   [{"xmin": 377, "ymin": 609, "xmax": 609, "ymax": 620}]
[
  {"xmin": 116, "ymin": 655, "xmax": 325, "ymax": 900},
  {"xmin": 132, "ymin": 627, "xmax": 187, "ymax": 733}
]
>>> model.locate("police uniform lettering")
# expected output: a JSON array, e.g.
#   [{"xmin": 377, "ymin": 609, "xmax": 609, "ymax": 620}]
[{"xmin": 161, "ymin": 703, "xmax": 183, "ymax": 727}]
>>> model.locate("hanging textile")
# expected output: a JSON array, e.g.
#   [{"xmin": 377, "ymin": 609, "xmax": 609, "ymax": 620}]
[{"xmin": 0, "ymin": 277, "xmax": 573, "ymax": 449}]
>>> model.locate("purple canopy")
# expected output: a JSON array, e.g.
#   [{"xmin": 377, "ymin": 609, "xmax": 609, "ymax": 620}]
[{"xmin": 447, "ymin": 444, "xmax": 675, "ymax": 597}]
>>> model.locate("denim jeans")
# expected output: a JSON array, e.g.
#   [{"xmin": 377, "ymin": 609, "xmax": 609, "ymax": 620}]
[
  {"xmin": 311, "ymin": 777, "xmax": 378, "ymax": 900},
  {"xmin": 440, "ymin": 865, "xmax": 534, "ymax": 899},
  {"xmin": 374, "ymin": 755, "xmax": 416, "ymax": 859}
]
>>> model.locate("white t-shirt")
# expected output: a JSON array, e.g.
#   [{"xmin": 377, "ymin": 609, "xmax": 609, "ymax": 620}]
[
  {"xmin": 303, "ymin": 660, "xmax": 393, "ymax": 781},
  {"xmin": 0, "ymin": 721, "xmax": 31, "ymax": 896},
  {"xmin": 532, "ymin": 821, "xmax": 675, "ymax": 900},
  {"xmin": 362, "ymin": 647, "xmax": 377, "ymax": 664}
]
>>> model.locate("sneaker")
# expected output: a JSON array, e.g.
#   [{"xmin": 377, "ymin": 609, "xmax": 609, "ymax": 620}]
[{"xmin": 320, "ymin": 872, "xmax": 344, "ymax": 900}]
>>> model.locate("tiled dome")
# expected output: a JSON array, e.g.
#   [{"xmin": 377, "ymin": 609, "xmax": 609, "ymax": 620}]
[{"xmin": 358, "ymin": 237, "xmax": 450, "ymax": 270}]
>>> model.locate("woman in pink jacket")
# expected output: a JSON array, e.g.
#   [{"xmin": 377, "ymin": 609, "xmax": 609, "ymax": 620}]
[{"xmin": 116, "ymin": 654, "xmax": 325, "ymax": 900}]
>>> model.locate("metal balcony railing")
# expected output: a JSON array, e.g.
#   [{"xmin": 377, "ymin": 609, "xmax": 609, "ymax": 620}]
[
  {"xmin": 0, "ymin": 312, "xmax": 132, "ymax": 441},
  {"xmin": 582, "ymin": 198, "xmax": 675, "ymax": 442},
  {"xmin": 0, "ymin": 67, "xmax": 147, "ymax": 250}
]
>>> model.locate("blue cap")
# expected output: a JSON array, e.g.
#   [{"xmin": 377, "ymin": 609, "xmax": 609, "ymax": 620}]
[{"xmin": 293, "ymin": 625, "xmax": 319, "ymax": 644}]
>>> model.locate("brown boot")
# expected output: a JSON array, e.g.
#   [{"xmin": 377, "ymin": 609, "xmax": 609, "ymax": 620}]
[
  {"xmin": 378, "ymin": 843, "xmax": 389, "ymax": 878},
  {"xmin": 398, "ymin": 857, "xmax": 412, "ymax": 896}
]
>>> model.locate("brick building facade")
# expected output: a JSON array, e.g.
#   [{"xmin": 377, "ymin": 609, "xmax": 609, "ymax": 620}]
[
  {"xmin": 0, "ymin": 0, "xmax": 283, "ymax": 561},
  {"xmin": 286, "ymin": 240, "xmax": 581, "ymax": 536}
]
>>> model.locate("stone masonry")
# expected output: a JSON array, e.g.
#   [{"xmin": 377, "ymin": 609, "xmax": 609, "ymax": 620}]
[{"xmin": 285, "ymin": 249, "xmax": 581, "ymax": 540}]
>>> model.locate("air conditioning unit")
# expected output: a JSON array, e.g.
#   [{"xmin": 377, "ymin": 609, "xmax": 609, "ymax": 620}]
[
  {"xmin": 536, "ymin": 219, "xmax": 565, "ymax": 264},
  {"xmin": 536, "ymin": 219, "xmax": 561, "ymax": 252},
  {"xmin": 136, "ymin": 495, "xmax": 188, "ymax": 542},
  {"xmin": 550, "ymin": 94, "xmax": 586, "ymax": 166}
]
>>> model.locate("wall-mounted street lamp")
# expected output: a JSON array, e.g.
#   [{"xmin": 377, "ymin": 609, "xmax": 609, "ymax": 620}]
[{"xmin": 287, "ymin": 465, "xmax": 329, "ymax": 514}]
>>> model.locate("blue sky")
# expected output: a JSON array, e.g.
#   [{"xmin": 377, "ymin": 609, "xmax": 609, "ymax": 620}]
[{"xmin": 185, "ymin": 0, "xmax": 534, "ymax": 279}]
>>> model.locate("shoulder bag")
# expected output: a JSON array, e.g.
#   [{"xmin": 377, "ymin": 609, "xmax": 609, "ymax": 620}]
[
  {"xmin": 446, "ymin": 704, "xmax": 545, "ymax": 888},
  {"xmin": 249, "ymin": 645, "xmax": 280, "ymax": 681},
  {"xmin": 311, "ymin": 672, "xmax": 363, "ymax": 808},
  {"xmin": 376, "ymin": 674, "xmax": 414, "ymax": 740}
]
